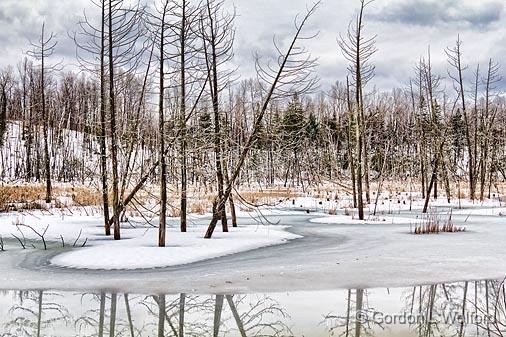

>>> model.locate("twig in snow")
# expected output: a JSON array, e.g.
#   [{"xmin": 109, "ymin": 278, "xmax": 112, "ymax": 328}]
[
  {"xmin": 73, "ymin": 229, "xmax": 82, "ymax": 247},
  {"xmin": 21, "ymin": 209, "xmax": 41, "ymax": 220},
  {"xmin": 465, "ymin": 212, "xmax": 472, "ymax": 222},
  {"xmin": 16, "ymin": 224, "xmax": 49, "ymax": 250},
  {"xmin": 11, "ymin": 234, "xmax": 26, "ymax": 249},
  {"xmin": 12, "ymin": 225, "xmax": 27, "ymax": 249},
  {"xmin": 0, "ymin": 235, "xmax": 4, "ymax": 251},
  {"xmin": 64, "ymin": 205, "xmax": 74, "ymax": 215}
]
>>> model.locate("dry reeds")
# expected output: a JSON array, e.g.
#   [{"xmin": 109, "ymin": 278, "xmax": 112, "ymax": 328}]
[{"xmin": 413, "ymin": 207, "xmax": 465, "ymax": 234}]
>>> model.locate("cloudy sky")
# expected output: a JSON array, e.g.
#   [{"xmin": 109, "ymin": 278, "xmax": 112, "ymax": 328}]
[{"xmin": 1, "ymin": 0, "xmax": 505, "ymax": 91}]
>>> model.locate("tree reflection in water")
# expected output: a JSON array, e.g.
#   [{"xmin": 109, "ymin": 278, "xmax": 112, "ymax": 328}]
[
  {"xmin": 2, "ymin": 290, "xmax": 69, "ymax": 337},
  {"xmin": 2, "ymin": 281, "xmax": 506, "ymax": 337}
]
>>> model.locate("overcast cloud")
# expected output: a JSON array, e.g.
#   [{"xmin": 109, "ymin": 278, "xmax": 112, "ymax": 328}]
[{"xmin": 0, "ymin": 0, "xmax": 505, "ymax": 91}]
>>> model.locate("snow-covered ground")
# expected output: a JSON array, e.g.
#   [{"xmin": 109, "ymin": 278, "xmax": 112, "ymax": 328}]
[
  {"xmin": 0, "ymin": 193, "xmax": 505, "ymax": 294},
  {"xmin": 0, "ymin": 210, "xmax": 299, "ymax": 270},
  {"xmin": 276, "ymin": 192, "xmax": 504, "ymax": 215}
]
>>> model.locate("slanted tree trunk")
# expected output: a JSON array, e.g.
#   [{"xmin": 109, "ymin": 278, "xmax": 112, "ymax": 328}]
[
  {"xmin": 124, "ymin": 294, "xmax": 135, "ymax": 337},
  {"xmin": 204, "ymin": 2, "xmax": 320, "ymax": 238},
  {"xmin": 226, "ymin": 295, "xmax": 247, "ymax": 337}
]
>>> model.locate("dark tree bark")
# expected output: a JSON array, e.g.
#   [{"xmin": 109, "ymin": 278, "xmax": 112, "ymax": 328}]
[
  {"xmin": 99, "ymin": 0, "xmax": 111, "ymax": 236},
  {"xmin": 158, "ymin": 0, "xmax": 169, "ymax": 247},
  {"xmin": 179, "ymin": 0, "xmax": 188, "ymax": 233},
  {"xmin": 108, "ymin": 0, "xmax": 121, "ymax": 240}
]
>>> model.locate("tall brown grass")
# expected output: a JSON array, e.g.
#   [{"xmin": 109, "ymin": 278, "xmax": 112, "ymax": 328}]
[{"xmin": 0, "ymin": 184, "xmax": 102, "ymax": 212}]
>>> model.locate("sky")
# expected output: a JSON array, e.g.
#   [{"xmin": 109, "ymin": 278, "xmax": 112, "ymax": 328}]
[{"xmin": 0, "ymin": 0, "xmax": 505, "ymax": 92}]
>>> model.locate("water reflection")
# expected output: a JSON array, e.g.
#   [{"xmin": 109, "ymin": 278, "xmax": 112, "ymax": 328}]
[{"xmin": 1, "ymin": 280, "xmax": 505, "ymax": 336}]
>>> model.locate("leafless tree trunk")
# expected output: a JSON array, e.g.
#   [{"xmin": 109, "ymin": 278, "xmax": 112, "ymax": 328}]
[
  {"xmin": 156, "ymin": 0, "xmax": 170, "ymax": 247},
  {"xmin": 338, "ymin": 0, "xmax": 377, "ymax": 220},
  {"xmin": 108, "ymin": 0, "xmax": 121, "ymax": 240},
  {"xmin": 100, "ymin": 0, "xmax": 111, "ymax": 235},
  {"xmin": 201, "ymin": 0, "xmax": 235, "ymax": 232},
  {"xmin": 179, "ymin": 0, "xmax": 188, "ymax": 233},
  {"xmin": 204, "ymin": 1, "xmax": 320, "ymax": 238},
  {"xmin": 27, "ymin": 23, "xmax": 59, "ymax": 204},
  {"xmin": 446, "ymin": 36, "xmax": 474, "ymax": 200}
]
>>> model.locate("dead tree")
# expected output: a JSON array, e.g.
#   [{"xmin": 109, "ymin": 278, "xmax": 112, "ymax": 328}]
[
  {"xmin": 100, "ymin": 1, "xmax": 111, "ymax": 235},
  {"xmin": 446, "ymin": 36, "xmax": 475, "ymax": 200},
  {"xmin": 107, "ymin": 0, "xmax": 145, "ymax": 240},
  {"xmin": 480, "ymin": 59, "xmax": 501, "ymax": 200},
  {"xmin": 27, "ymin": 23, "xmax": 60, "ymax": 204},
  {"xmin": 148, "ymin": 0, "xmax": 173, "ymax": 247},
  {"xmin": 104, "ymin": 71, "xmax": 208, "ymax": 232},
  {"xmin": 178, "ymin": 0, "xmax": 190, "ymax": 233},
  {"xmin": 74, "ymin": 0, "xmax": 112, "ymax": 235},
  {"xmin": 168, "ymin": 0, "xmax": 204, "ymax": 232},
  {"xmin": 200, "ymin": 0, "xmax": 237, "ymax": 232},
  {"xmin": 338, "ymin": 0, "xmax": 377, "ymax": 220},
  {"xmin": 345, "ymin": 76, "xmax": 357, "ymax": 208},
  {"xmin": 0, "ymin": 69, "xmax": 13, "ymax": 149},
  {"xmin": 204, "ymin": 1, "xmax": 320, "ymax": 238}
]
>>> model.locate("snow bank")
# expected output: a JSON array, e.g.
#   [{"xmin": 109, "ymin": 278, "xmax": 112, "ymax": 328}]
[
  {"xmin": 51, "ymin": 225, "xmax": 299, "ymax": 270},
  {"xmin": 0, "ymin": 211, "xmax": 300, "ymax": 270}
]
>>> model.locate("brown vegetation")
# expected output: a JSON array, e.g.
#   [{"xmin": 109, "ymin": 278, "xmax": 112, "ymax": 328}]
[{"xmin": 0, "ymin": 184, "xmax": 102, "ymax": 212}]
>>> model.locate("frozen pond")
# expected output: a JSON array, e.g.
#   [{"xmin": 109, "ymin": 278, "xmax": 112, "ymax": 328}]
[
  {"xmin": 1, "ymin": 208, "xmax": 506, "ymax": 293},
  {"xmin": 1, "ymin": 280, "xmax": 504, "ymax": 336},
  {"xmin": 1, "ymin": 206, "xmax": 506, "ymax": 335}
]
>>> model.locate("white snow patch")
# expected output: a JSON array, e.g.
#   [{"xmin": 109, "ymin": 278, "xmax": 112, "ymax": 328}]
[{"xmin": 0, "ymin": 211, "xmax": 300, "ymax": 270}]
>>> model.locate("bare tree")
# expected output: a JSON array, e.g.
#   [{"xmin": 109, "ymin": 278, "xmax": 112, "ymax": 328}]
[
  {"xmin": 26, "ymin": 23, "xmax": 60, "ymax": 204},
  {"xmin": 338, "ymin": 0, "xmax": 377, "ymax": 220},
  {"xmin": 73, "ymin": 0, "xmax": 112, "ymax": 235},
  {"xmin": 0, "ymin": 68, "xmax": 13, "ymax": 148},
  {"xmin": 148, "ymin": 0, "xmax": 173, "ymax": 247},
  {"xmin": 200, "ymin": 0, "xmax": 237, "ymax": 232},
  {"xmin": 446, "ymin": 36, "xmax": 474, "ymax": 200},
  {"xmin": 480, "ymin": 59, "xmax": 501, "ymax": 200},
  {"xmin": 106, "ymin": 0, "xmax": 146, "ymax": 240},
  {"xmin": 204, "ymin": 1, "xmax": 320, "ymax": 238},
  {"xmin": 169, "ymin": 0, "xmax": 203, "ymax": 232}
]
